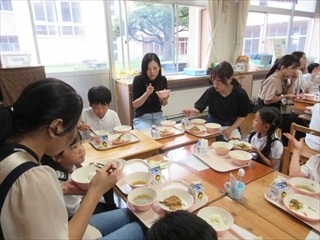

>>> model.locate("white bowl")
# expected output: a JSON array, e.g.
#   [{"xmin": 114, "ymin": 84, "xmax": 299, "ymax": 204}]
[
  {"xmin": 71, "ymin": 165, "xmax": 97, "ymax": 191},
  {"xmin": 205, "ymin": 123, "xmax": 221, "ymax": 133},
  {"xmin": 108, "ymin": 133, "xmax": 131, "ymax": 144},
  {"xmin": 191, "ymin": 118, "xmax": 206, "ymax": 125},
  {"xmin": 229, "ymin": 140, "xmax": 252, "ymax": 151},
  {"xmin": 304, "ymin": 93, "xmax": 315, "ymax": 100},
  {"xmin": 114, "ymin": 125, "xmax": 132, "ymax": 133},
  {"xmin": 128, "ymin": 187, "xmax": 157, "ymax": 212},
  {"xmin": 197, "ymin": 206, "xmax": 234, "ymax": 237},
  {"xmin": 157, "ymin": 126, "xmax": 175, "ymax": 137},
  {"xmin": 229, "ymin": 150, "xmax": 252, "ymax": 166},
  {"xmin": 156, "ymin": 89, "xmax": 170, "ymax": 98},
  {"xmin": 289, "ymin": 177, "xmax": 320, "ymax": 197},
  {"xmin": 283, "ymin": 193, "xmax": 320, "ymax": 221},
  {"xmin": 125, "ymin": 171, "xmax": 152, "ymax": 189},
  {"xmin": 161, "ymin": 120, "xmax": 176, "ymax": 127},
  {"xmin": 185, "ymin": 125, "xmax": 206, "ymax": 134},
  {"xmin": 157, "ymin": 188, "xmax": 193, "ymax": 212},
  {"xmin": 98, "ymin": 158, "xmax": 126, "ymax": 175},
  {"xmin": 212, "ymin": 142, "xmax": 233, "ymax": 155}
]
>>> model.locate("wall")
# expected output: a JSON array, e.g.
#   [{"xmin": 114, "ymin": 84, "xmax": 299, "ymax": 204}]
[{"xmin": 47, "ymin": 69, "xmax": 111, "ymax": 108}]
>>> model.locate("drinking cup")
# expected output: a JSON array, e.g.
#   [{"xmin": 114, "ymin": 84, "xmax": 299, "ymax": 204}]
[{"xmin": 224, "ymin": 181, "xmax": 245, "ymax": 200}]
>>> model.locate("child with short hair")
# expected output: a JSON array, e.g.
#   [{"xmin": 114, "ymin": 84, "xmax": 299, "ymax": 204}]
[
  {"xmin": 247, "ymin": 107, "xmax": 284, "ymax": 170},
  {"xmin": 41, "ymin": 133, "xmax": 117, "ymax": 219},
  {"xmin": 80, "ymin": 85, "xmax": 121, "ymax": 139},
  {"xmin": 146, "ymin": 210, "xmax": 217, "ymax": 240}
]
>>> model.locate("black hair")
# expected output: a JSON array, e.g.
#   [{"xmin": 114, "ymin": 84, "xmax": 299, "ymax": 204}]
[
  {"xmin": 265, "ymin": 55, "xmax": 300, "ymax": 79},
  {"xmin": 147, "ymin": 210, "xmax": 217, "ymax": 240},
  {"xmin": 88, "ymin": 85, "xmax": 112, "ymax": 105},
  {"xmin": 140, "ymin": 52, "xmax": 164, "ymax": 90},
  {"xmin": 0, "ymin": 78, "xmax": 83, "ymax": 146},
  {"xmin": 307, "ymin": 63, "xmax": 319, "ymax": 74},
  {"xmin": 249, "ymin": 107, "xmax": 282, "ymax": 163},
  {"xmin": 291, "ymin": 51, "xmax": 306, "ymax": 72},
  {"xmin": 211, "ymin": 61, "xmax": 241, "ymax": 87},
  {"xmin": 41, "ymin": 132, "xmax": 82, "ymax": 181}
]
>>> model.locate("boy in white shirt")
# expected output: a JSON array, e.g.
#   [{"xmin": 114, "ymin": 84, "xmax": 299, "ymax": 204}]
[
  {"xmin": 80, "ymin": 85, "xmax": 121, "ymax": 139},
  {"xmin": 305, "ymin": 103, "xmax": 320, "ymax": 152}
]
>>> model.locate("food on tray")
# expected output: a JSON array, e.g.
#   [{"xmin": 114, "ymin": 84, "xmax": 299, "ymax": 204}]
[
  {"xmin": 216, "ymin": 146, "xmax": 228, "ymax": 150},
  {"xmin": 160, "ymin": 129, "xmax": 170, "ymax": 134},
  {"xmin": 235, "ymin": 142, "xmax": 250, "ymax": 149},
  {"xmin": 289, "ymin": 199, "xmax": 303, "ymax": 210},
  {"xmin": 132, "ymin": 194, "xmax": 154, "ymax": 205},
  {"xmin": 231, "ymin": 153, "xmax": 246, "ymax": 160},
  {"xmin": 190, "ymin": 125, "xmax": 200, "ymax": 131},
  {"xmin": 131, "ymin": 180, "xmax": 148, "ymax": 186},
  {"xmin": 295, "ymin": 185, "xmax": 315, "ymax": 192},
  {"xmin": 160, "ymin": 195, "xmax": 184, "ymax": 210},
  {"xmin": 205, "ymin": 213, "xmax": 228, "ymax": 231}
]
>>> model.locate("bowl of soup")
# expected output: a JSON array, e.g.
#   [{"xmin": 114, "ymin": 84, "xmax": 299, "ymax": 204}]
[
  {"xmin": 128, "ymin": 187, "xmax": 157, "ymax": 212},
  {"xmin": 125, "ymin": 171, "xmax": 152, "ymax": 189},
  {"xmin": 289, "ymin": 177, "xmax": 320, "ymax": 197},
  {"xmin": 212, "ymin": 142, "xmax": 233, "ymax": 155},
  {"xmin": 229, "ymin": 150, "xmax": 252, "ymax": 166}
]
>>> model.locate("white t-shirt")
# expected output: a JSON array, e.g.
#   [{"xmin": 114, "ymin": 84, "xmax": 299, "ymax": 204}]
[
  {"xmin": 81, "ymin": 107, "xmax": 121, "ymax": 139},
  {"xmin": 305, "ymin": 103, "xmax": 320, "ymax": 152},
  {"xmin": 303, "ymin": 73, "xmax": 320, "ymax": 93},
  {"xmin": 247, "ymin": 132, "xmax": 284, "ymax": 171},
  {"xmin": 301, "ymin": 154, "xmax": 320, "ymax": 184}
]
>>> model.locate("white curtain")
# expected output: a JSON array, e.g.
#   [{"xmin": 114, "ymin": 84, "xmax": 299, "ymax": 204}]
[
  {"xmin": 203, "ymin": 0, "xmax": 224, "ymax": 69},
  {"xmin": 232, "ymin": 1, "xmax": 250, "ymax": 64}
]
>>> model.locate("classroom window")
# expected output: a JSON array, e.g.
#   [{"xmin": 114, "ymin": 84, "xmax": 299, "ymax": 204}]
[
  {"xmin": 0, "ymin": 0, "xmax": 13, "ymax": 11},
  {"xmin": 0, "ymin": 35, "xmax": 20, "ymax": 52}
]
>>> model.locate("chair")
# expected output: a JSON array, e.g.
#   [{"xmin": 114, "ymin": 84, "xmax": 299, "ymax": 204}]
[
  {"xmin": 0, "ymin": 66, "xmax": 45, "ymax": 106},
  {"xmin": 280, "ymin": 123, "xmax": 320, "ymax": 175}
]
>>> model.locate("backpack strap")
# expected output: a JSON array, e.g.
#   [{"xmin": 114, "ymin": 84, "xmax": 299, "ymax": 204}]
[
  {"xmin": 0, "ymin": 157, "xmax": 38, "ymax": 240},
  {"xmin": 248, "ymin": 131, "xmax": 256, "ymax": 143}
]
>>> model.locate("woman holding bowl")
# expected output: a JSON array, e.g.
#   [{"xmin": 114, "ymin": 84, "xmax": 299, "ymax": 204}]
[
  {"xmin": 132, "ymin": 53, "xmax": 168, "ymax": 130},
  {"xmin": 182, "ymin": 61, "xmax": 252, "ymax": 141}
]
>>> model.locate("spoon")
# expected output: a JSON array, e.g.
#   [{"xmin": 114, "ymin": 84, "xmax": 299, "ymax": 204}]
[{"xmin": 237, "ymin": 168, "xmax": 245, "ymax": 188}]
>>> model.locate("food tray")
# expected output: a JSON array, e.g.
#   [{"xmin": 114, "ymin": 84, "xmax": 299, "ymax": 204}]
[
  {"xmin": 141, "ymin": 127, "xmax": 184, "ymax": 140},
  {"xmin": 264, "ymin": 187, "xmax": 320, "ymax": 232},
  {"xmin": 193, "ymin": 145, "xmax": 250, "ymax": 172},
  {"xmin": 221, "ymin": 224, "xmax": 258, "ymax": 240},
  {"xmin": 127, "ymin": 179, "xmax": 208, "ymax": 228},
  {"xmin": 174, "ymin": 123, "xmax": 219, "ymax": 138},
  {"xmin": 88, "ymin": 133, "xmax": 140, "ymax": 150}
]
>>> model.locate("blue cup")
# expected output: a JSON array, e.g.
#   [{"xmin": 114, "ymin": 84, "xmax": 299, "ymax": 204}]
[{"xmin": 224, "ymin": 181, "xmax": 245, "ymax": 200}]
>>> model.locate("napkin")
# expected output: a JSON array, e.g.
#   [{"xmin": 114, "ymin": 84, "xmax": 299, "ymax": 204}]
[{"xmin": 181, "ymin": 155, "xmax": 209, "ymax": 171}]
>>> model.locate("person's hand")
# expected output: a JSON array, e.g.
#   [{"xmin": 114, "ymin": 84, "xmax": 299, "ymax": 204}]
[
  {"xmin": 290, "ymin": 70, "xmax": 299, "ymax": 83},
  {"xmin": 220, "ymin": 127, "xmax": 233, "ymax": 140},
  {"xmin": 89, "ymin": 162, "xmax": 118, "ymax": 196},
  {"xmin": 284, "ymin": 93, "xmax": 296, "ymax": 100},
  {"xmin": 182, "ymin": 108, "xmax": 200, "ymax": 117},
  {"xmin": 62, "ymin": 179, "xmax": 87, "ymax": 195},
  {"xmin": 78, "ymin": 122, "xmax": 91, "ymax": 132},
  {"xmin": 249, "ymin": 146, "xmax": 260, "ymax": 153},
  {"xmin": 283, "ymin": 133, "xmax": 304, "ymax": 150},
  {"xmin": 146, "ymin": 83, "xmax": 154, "ymax": 96},
  {"xmin": 311, "ymin": 67, "xmax": 320, "ymax": 82}
]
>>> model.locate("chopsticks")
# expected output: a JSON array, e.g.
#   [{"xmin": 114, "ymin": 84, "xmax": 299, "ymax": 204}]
[
  {"xmin": 94, "ymin": 162, "xmax": 117, "ymax": 175},
  {"xmin": 81, "ymin": 120, "xmax": 100, "ymax": 137}
]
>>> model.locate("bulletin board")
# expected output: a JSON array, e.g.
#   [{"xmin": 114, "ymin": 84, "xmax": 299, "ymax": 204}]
[{"xmin": 273, "ymin": 38, "xmax": 287, "ymax": 58}]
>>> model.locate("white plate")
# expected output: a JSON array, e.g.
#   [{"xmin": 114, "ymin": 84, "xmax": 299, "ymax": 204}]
[
  {"xmin": 185, "ymin": 125, "xmax": 206, "ymax": 134},
  {"xmin": 108, "ymin": 133, "xmax": 131, "ymax": 145},
  {"xmin": 157, "ymin": 188, "xmax": 193, "ymax": 212},
  {"xmin": 283, "ymin": 193, "xmax": 320, "ymax": 221},
  {"xmin": 157, "ymin": 127, "xmax": 175, "ymax": 137},
  {"xmin": 229, "ymin": 140, "xmax": 252, "ymax": 151}
]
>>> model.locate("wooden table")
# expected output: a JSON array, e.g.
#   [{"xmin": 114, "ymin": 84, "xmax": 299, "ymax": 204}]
[
  {"xmin": 159, "ymin": 143, "xmax": 274, "ymax": 191},
  {"xmin": 198, "ymin": 197, "xmax": 293, "ymax": 239},
  {"xmin": 294, "ymin": 98, "xmax": 317, "ymax": 110},
  {"xmin": 237, "ymin": 171, "xmax": 313, "ymax": 239},
  {"xmin": 83, "ymin": 130, "xmax": 163, "ymax": 165},
  {"xmin": 114, "ymin": 158, "xmax": 225, "ymax": 205}
]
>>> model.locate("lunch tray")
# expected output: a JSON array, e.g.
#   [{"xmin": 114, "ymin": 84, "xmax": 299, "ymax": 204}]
[
  {"xmin": 141, "ymin": 127, "xmax": 184, "ymax": 140},
  {"xmin": 192, "ymin": 145, "xmax": 250, "ymax": 172},
  {"xmin": 88, "ymin": 132, "xmax": 140, "ymax": 150},
  {"xmin": 127, "ymin": 179, "xmax": 208, "ymax": 228},
  {"xmin": 221, "ymin": 224, "xmax": 258, "ymax": 240},
  {"xmin": 264, "ymin": 187, "xmax": 320, "ymax": 232},
  {"xmin": 174, "ymin": 123, "xmax": 219, "ymax": 138}
]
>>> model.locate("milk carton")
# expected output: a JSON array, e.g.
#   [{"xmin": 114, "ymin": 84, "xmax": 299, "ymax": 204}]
[
  {"xmin": 181, "ymin": 117, "xmax": 191, "ymax": 128},
  {"xmin": 150, "ymin": 125, "xmax": 160, "ymax": 139},
  {"xmin": 188, "ymin": 181, "xmax": 205, "ymax": 203},
  {"xmin": 267, "ymin": 176, "xmax": 288, "ymax": 202},
  {"xmin": 100, "ymin": 136, "xmax": 109, "ymax": 148},
  {"xmin": 149, "ymin": 161, "xmax": 162, "ymax": 184},
  {"xmin": 196, "ymin": 138, "xmax": 208, "ymax": 155}
]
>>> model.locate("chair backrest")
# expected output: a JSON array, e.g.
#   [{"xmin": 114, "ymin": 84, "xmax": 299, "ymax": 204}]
[
  {"xmin": 280, "ymin": 122, "xmax": 320, "ymax": 174},
  {"xmin": 0, "ymin": 66, "xmax": 45, "ymax": 106}
]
